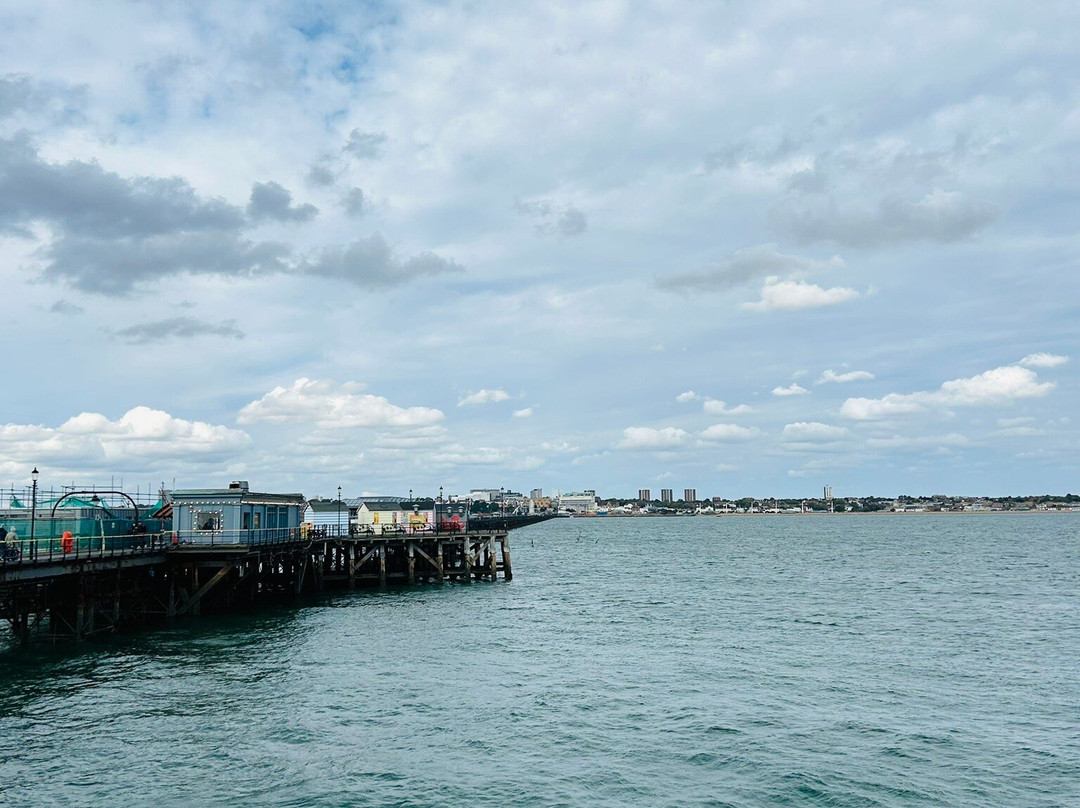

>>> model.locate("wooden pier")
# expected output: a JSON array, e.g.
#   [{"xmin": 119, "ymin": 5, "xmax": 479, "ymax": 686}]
[{"xmin": 0, "ymin": 530, "xmax": 512, "ymax": 646}]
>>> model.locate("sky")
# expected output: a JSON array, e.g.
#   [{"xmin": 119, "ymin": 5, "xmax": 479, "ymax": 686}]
[{"xmin": 1, "ymin": 0, "xmax": 1078, "ymax": 499}]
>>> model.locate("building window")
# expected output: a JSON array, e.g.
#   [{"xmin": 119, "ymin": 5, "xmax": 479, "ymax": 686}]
[{"xmin": 194, "ymin": 510, "xmax": 222, "ymax": 531}]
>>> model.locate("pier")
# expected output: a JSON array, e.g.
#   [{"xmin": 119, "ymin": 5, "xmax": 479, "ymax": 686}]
[{"xmin": 0, "ymin": 529, "xmax": 512, "ymax": 646}]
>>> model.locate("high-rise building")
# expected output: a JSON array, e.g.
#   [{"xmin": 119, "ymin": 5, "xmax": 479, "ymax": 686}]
[
  {"xmin": 638, "ymin": 489, "xmax": 651, "ymax": 502},
  {"xmin": 661, "ymin": 488, "xmax": 673, "ymax": 503},
  {"xmin": 684, "ymin": 488, "xmax": 697, "ymax": 503},
  {"xmin": 530, "ymin": 488, "xmax": 543, "ymax": 499}
]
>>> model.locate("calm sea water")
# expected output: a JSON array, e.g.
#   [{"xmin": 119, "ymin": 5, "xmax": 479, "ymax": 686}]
[{"xmin": 1, "ymin": 515, "xmax": 1077, "ymax": 807}]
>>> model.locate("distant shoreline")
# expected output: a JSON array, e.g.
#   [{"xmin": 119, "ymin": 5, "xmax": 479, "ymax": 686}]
[{"xmin": 566, "ymin": 510, "xmax": 1080, "ymax": 518}]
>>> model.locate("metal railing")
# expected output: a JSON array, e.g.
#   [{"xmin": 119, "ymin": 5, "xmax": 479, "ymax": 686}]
[
  {"xmin": 0, "ymin": 531, "xmax": 168, "ymax": 568},
  {"xmin": 173, "ymin": 528, "xmax": 301, "ymax": 547}
]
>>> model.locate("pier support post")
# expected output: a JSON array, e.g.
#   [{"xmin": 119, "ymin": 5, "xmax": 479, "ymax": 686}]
[
  {"xmin": 348, "ymin": 543, "xmax": 356, "ymax": 590},
  {"xmin": 407, "ymin": 543, "xmax": 416, "ymax": 585},
  {"xmin": 462, "ymin": 539, "xmax": 471, "ymax": 583},
  {"xmin": 501, "ymin": 535, "xmax": 513, "ymax": 581},
  {"xmin": 436, "ymin": 541, "xmax": 444, "ymax": 583},
  {"xmin": 379, "ymin": 544, "xmax": 386, "ymax": 587},
  {"xmin": 488, "ymin": 536, "xmax": 497, "ymax": 580}
]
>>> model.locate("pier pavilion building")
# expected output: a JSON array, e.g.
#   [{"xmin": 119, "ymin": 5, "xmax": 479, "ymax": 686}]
[{"xmin": 171, "ymin": 481, "xmax": 305, "ymax": 544}]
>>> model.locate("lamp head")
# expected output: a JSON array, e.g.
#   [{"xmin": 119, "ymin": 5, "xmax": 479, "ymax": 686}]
[{"xmin": 31, "ymin": 467, "xmax": 39, "ymax": 483}]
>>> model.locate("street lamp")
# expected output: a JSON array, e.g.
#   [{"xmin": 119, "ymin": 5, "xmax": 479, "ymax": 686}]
[
  {"xmin": 91, "ymin": 494, "xmax": 104, "ymax": 553},
  {"xmin": 30, "ymin": 467, "xmax": 38, "ymax": 560},
  {"xmin": 337, "ymin": 485, "xmax": 342, "ymax": 537}
]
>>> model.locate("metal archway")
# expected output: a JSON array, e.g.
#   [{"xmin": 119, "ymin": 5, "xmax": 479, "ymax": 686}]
[{"xmin": 50, "ymin": 490, "xmax": 139, "ymax": 519}]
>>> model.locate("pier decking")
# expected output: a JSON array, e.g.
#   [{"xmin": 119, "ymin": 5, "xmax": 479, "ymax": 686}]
[{"xmin": 0, "ymin": 529, "xmax": 512, "ymax": 646}]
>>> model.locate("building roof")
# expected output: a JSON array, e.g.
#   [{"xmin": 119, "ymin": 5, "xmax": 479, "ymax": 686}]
[
  {"xmin": 306, "ymin": 499, "xmax": 350, "ymax": 513},
  {"xmin": 170, "ymin": 489, "xmax": 306, "ymax": 505},
  {"xmin": 357, "ymin": 499, "xmax": 404, "ymax": 512}
]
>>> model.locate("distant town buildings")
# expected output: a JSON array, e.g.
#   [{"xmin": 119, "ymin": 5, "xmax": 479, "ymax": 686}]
[
  {"xmin": 530, "ymin": 488, "xmax": 543, "ymax": 499},
  {"xmin": 661, "ymin": 489, "xmax": 673, "ymax": 503},
  {"xmin": 557, "ymin": 491, "xmax": 598, "ymax": 514},
  {"xmin": 684, "ymin": 488, "xmax": 697, "ymax": 503},
  {"xmin": 638, "ymin": 488, "xmax": 651, "ymax": 502}
]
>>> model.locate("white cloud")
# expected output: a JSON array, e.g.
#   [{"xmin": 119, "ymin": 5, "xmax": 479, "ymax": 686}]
[
  {"xmin": 700, "ymin": 423, "xmax": 762, "ymax": 442},
  {"xmin": 457, "ymin": 389, "xmax": 512, "ymax": 406},
  {"xmin": 866, "ymin": 433, "xmax": 970, "ymax": 449},
  {"xmin": 992, "ymin": 426, "xmax": 1047, "ymax": 438},
  {"xmin": 782, "ymin": 422, "xmax": 849, "ymax": 441},
  {"xmin": 540, "ymin": 441, "xmax": 580, "ymax": 453},
  {"xmin": 816, "ymin": 369, "xmax": 875, "ymax": 384},
  {"xmin": 616, "ymin": 427, "xmax": 690, "ymax": 449},
  {"xmin": 1019, "ymin": 353, "xmax": 1068, "ymax": 368},
  {"xmin": 238, "ymin": 378, "xmax": 444, "ymax": 428},
  {"xmin": 772, "ymin": 383, "xmax": 810, "ymax": 397},
  {"xmin": 841, "ymin": 365, "xmax": 1054, "ymax": 420},
  {"xmin": 512, "ymin": 407, "xmax": 534, "ymax": 418},
  {"xmin": 997, "ymin": 416, "xmax": 1036, "ymax": 427},
  {"xmin": 703, "ymin": 399, "xmax": 754, "ymax": 416},
  {"xmin": 0, "ymin": 406, "xmax": 251, "ymax": 474},
  {"xmin": 742, "ymin": 277, "xmax": 860, "ymax": 312},
  {"xmin": 676, "ymin": 390, "xmax": 700, "ymax": 403},
  {"xmin": 658, "ymin": 244, "xmax": 845, "ymax": 293}
]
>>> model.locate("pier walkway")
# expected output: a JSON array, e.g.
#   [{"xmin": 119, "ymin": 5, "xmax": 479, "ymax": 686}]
[{"xmin": 0, "ymin": 528, "xmax": 512, "ymax": 646}]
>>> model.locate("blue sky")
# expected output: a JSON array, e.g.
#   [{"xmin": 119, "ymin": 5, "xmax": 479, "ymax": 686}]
[{"xmin": 1, "ymin": 1, "xmax": 1077, "ymax": 498}]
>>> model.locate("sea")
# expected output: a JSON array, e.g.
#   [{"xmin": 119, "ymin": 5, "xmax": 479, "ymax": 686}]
[{"xmin": 0, "ymin": 515, "xmax": 1077, "ymax": 807}]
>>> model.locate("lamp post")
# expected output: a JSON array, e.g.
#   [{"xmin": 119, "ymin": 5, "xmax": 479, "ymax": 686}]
[
  {"xmin": 30, "ymin": 467, "xmax": 38, "ymax": 561},
  {"xmin": 337, "ymin": 485, "xmax": 342, "ymax": 538},
  {"xmin": 91, "ymin": 494, "xmax": 104, "ymax": 553}
]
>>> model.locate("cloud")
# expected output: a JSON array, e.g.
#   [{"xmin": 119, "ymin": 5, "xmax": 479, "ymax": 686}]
[
  {"xmin": 865, "ymin": 434, "xmax": 970, "ymax": 450},
  {"xmin": 540, "ymin": 441, "xmax": 580, "ymax": 453},
  {"xmin": 816, "ymin": 369, "xmax": 874, "ymax": 384},
  {"xmin": 458, "ymin": 389, "xmax": 511, "ymax": 406},
  {"xmin": 997, "ymin": 416, "xmax": 1035, "ymax": 428},
  {"xmin": 41, "ymin": 230, "xmax": 292, "ymax": 295},
  {"xmin": 341, "ymin": 187, "xmax": 367, "ymax": 217},
  {"xmin": 772, "ymin": 189, "xmax": 998, "ymax": 248},
  {"xmin": 703, "ymin": 399, "xmax": 753, "ymax": 416},
  {"xmin": 0, "ymin": 134, "xmax": 296, "ymax": 294},
  {"xmin": 1019, "ymin": 353, "xmax": 1068, "ymax": 368},
  {"xmin": 842, "ymin": 364, "xmax": 1055, "ymax": 420},
  {"xmin": 782, "ymin": 422, "xmax": 849, "ymax": 441},
  {"xmin": 0, "ymin": 134, "xmax": 246, "ymax": 240},
  {"xmin": 512, "ymin": 407, "xmax": 534, "ymax": 418},
  {"xmin": 112, "ymin": 317, "xmax": 245, "ymax": 344},
  {"xmin": 743, "ymin": 277, "xmax": 859, "ymax": 312},
  {"xmin": 676, "ymin": 390, "xmax": 700, "ymax": 403},
  {"xmin": 49, "ymin": 299, "xmax": 83, "ymax": 315},
  {"xmin": 992, "ymin": 425, "xmax": 1047, "ymax": 437},
  {"xmin": 513, "ymin": 197, "xmax": 588, "ymax": 237},
  {"xmin": 1, "ymin": 135, "xmax": 453, "ymax": 294},
  {"xmin": 238, "ymin": 378, "xmax": 444, "ymax": 428},
  {"xmin": 0, "ymin": 73, "xmax": 85, "ymax": 123},
  {"xmin": 246, "ymin": 181, "xmax": 318, "ymax": 223},
  {"xmin": 772, "ymin": 383, "xmax": 809, "ymax": 397},
  {"xmin": 700, "ymin": 423, "xmax": 761, "ymax": 442},
  {"xmin": 343, "ymin": 129, "xmax": 387, "ymax": 159},
  {"xmin": 658, "ymin": 244, "xmax": 844, "ymax": 293},
  {"xmin": 616, "ymin": 426, "xmax": 689, "ymax": 449},
  {"xmin": 0, "ymin": 406, "xmax": 251, "ymax": 471},
  {"xmin": 305, "ymin": 234, "xmax": 462, "ymax": 287}
]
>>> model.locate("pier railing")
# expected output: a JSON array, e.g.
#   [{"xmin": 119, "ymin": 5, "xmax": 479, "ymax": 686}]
[{"xmin": 0, "ymin": 531, "xmax": 168, "ymax": 567}]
